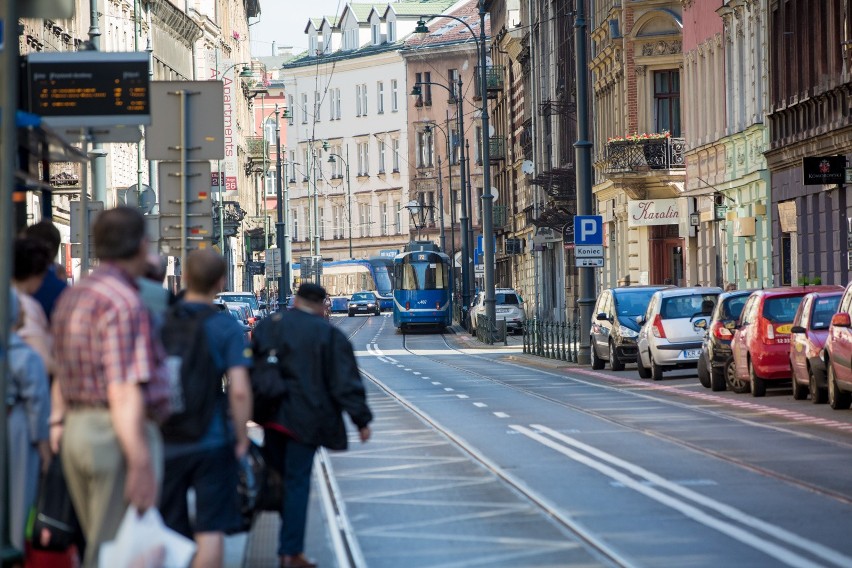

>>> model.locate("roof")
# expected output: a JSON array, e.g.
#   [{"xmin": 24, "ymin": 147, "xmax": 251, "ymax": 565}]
[
  {"xmin": 401, "ymin": 0, "xmax": 490, "ymax": 50},
  {"xmin": 254, "ymin": 54, "xmax": 297, "ymax": 69},
  {"xmin": 388, "ymin": 1, "xmax": 457, "ymax": 17},
  {"xmin": 281, "ymin": 40, "xmax": 403, "ymax": 69},
  {"xmin": 348, "ymin": 3, "xmax": 386, "ymax": 22}
]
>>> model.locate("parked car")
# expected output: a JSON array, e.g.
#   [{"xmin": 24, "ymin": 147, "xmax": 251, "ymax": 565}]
[
  {"xmin": 349, "ymin": 291, "xmax": 381, "ymax": 317},
  {"xmin": 224, "ymin": 301, "xmax": 255, "ymax": 328},
  {"xmin": 821, "ymin": 282, "xmax": 852, "ymax": 409},
  {"xmin": 636, "ymin": 287, "xmax": 722, "ymax": 381},
  {"xmin": 790, "ymin": 291, "xmax": 842, "ymax": 403},
  {"xmin": 591, "ymin": 285, "xmax": 670, "ymax": 371},
  {"xmin": 216, "ymin": 292, "xmax": 266, "ymax": 319},
  {"xmin": 330, "ymin": 296, "xmax": 350, "ymax": 313},
  {"xmin": 731, "ymin": 286, "xmax": 842, "ymax": 397},
  {"xmin": 228, "ymin": 308, "xmax": 252, "ymax": 338},
  {"xmin": 697, "ymin": 290, "xmax": 753, "ymax": 392},
  {"xmin": 469, "ymin": 288, "xmax": 525, "ymax": 335}
]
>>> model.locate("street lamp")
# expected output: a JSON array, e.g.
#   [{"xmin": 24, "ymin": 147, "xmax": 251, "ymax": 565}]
[
  {"xmin": 404, "ymin": 199, "xmax": 433, "ymax": 240},
  {"xmin": 416, "ymin": 3, "xmax": 495, "ymax": 340},
  {"xmin": 422, "ymin": 122, "xmax": 448, "ymax": 253},
  {"xmin": 326, "ymin": 148, "xmax": 353, "ymax": 259},
  {"xmin": 410, "ymin": 77, "xmax": 472, "ymax": 325},
  {"xmin": 273, "ymin": 104, "xmax": 289, "ymax": 308}
]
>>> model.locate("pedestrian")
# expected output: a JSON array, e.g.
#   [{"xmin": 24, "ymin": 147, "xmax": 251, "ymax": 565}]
[
  {"xmin": 725, "ymin": 282, "xmax": 737, "ymax": 292},
  {"xmin": 51, "ymin": 206, "xmax": 170, "ymax": 568},
  {"xmin": 12, "ymin": 236, "xmax": 54, "ymax": 373},
  {"xmin": 6, "ymin": 288, "xmax": 51, "ymax": 552},
  {"xmin": 252, "ymin": 283, "xmax": 373, "ymax": 568},
  {"xmin": 159, "ymin": 249, "xmax": 252, "ymax": 568},
  {"xmin": 23, "ymin": 220, "xmax": 68, "ymax": 320}
]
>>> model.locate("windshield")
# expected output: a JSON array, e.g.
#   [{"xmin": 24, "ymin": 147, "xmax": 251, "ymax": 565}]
[
  {"xmin": 722, "ymin": 295, "xmax": 749, "ymax": 321},
  {"xmin": 613, "ymin": 289, "xmax": 656, "ymax": 317},
  {"xmin": 351, "ymin": 293, "xmax": 375, "ymax": 301},
  {"xmin": 372, "ymin": 265, "xmax": 393, "ymax": 295},
  {"xmin": 811, "ymin": 295, "xmax": 841, "ymax": 330},
  {"xmin": 220, "ymin": 294, "xmax": 258, "ymax": 310},
  {"xmin": 660, "ymin": 294, "xmax": 719, "ymax": 320},
  {"xmin": 762, "ymin": 296, "xmax": 804, "ymax": 323},
  {"xmin": 396, "ymin": 260, "xmax": 449, "ymax": 291},
  {"xmin": 496, "ymin": 293, "xmax": 519, "ymax": 305}
]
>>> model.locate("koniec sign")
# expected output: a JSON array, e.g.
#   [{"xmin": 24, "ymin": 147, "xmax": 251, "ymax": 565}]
[{"xmin": 627, "ymin": 199, "xmax": 680, "ymax": 227}]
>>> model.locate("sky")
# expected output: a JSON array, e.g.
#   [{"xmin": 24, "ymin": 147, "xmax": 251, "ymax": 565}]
[{"xmin": 250, "ymin": 0, "xmax": 344, "ymax": 56}]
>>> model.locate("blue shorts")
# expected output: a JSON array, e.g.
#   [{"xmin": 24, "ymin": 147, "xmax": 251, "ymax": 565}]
[{"xmin": 161, "ymin": 444, "xmax": 241, "ymax": 537}]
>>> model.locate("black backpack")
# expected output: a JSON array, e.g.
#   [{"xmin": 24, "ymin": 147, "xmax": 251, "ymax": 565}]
[{"xmin": 160, "ymin": 303, "xmax": 223, "ymax": 442}]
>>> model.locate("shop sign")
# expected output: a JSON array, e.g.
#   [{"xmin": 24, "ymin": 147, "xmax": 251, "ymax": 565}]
[
  {"xmin": 777, "ymin": 201, "xmax": 797, "ymax": 233},
  {"xmin": 627, "ymin": 199, "xmax": 680, "ymax": 227},
  {"xmin": 802, "ymin": 156, "xmax": 846, "ymax": 185},
  {"xmin": 733, "ymin": 217, "xmax": 756, "ymax": 237}
]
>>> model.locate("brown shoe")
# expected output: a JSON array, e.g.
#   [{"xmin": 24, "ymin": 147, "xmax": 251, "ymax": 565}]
[{"xmin": 280, "ymin": 553, "xmax": 317, "ymax": 568}]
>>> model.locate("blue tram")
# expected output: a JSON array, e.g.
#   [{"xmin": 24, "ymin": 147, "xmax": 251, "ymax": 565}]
[{"xmin": 392, "ymin": 249, "xmax": 452, "ymax": 332}]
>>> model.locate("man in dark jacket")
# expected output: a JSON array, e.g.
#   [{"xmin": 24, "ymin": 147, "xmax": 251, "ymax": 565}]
[{"xmin": 252, "ymin": 283, "xmax": 372, "ymax": 568}]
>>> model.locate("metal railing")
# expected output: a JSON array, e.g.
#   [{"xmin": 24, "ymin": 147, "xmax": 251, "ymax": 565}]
[
  {"xmin": 489, "ymin": 136, "xmax": 506, "ymax": 161},
  {"xmin": 522, "ymin": 319, "xmax": 581, "ymax": 362},
  {"xmin": 604, "ymin": 137, "xmax": 686, "ymax": 173},
  {"xmin": 475, "ymin": 314, "xmax": 507, "ymax": 345}
]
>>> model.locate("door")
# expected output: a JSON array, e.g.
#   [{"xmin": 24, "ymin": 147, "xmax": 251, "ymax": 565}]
[
  {"xmin": 592, "ymin": 291, "xmax": 612, "ymax": 354},
  {"xmin": 790, "ymin": 295, "xmax": 811, "ymax": 383},
  {"xmin": 832, "ymin": 289, "xmax": 852, "ymax": 385},
  {"xmin": 650, "ymin": 225, "xmax": 683, "ymax": 285},
  {"xmin": 733, "ymin": 296, "xmax": 758, "ymax": 380}
]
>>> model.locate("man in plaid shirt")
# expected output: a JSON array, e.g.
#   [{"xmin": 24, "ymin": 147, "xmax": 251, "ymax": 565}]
[{"xmin": 51, "ymin": 207, "xmax": 171, "ymax": 568}]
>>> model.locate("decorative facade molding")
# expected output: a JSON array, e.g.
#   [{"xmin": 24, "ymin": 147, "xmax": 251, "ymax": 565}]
[{"xmin": 640, "ymin": 40, "xmax": 682, "ymax": 57}]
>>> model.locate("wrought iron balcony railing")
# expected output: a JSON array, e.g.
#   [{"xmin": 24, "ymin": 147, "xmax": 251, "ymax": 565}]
[
  {"xmin": 489, "ymin": 136, "xmax": 506, "ymax": 161},
  {"xmin": 492, "ymin": 204, "xmax": 509, "ymax": 229},
  {"xmin": 474, "ymin": 66, "xmax": 505, "ymax": 99},
  {"xmin": 246, "ymin": 136, "xmax": 269, "ymax": 161},
  {"xmin": 604, "ymin": 137, "xmax": 686, "ymax": 173}
]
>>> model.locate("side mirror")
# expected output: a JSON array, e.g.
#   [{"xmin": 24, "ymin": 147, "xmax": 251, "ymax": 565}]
[
  {"xmin": 596, "ymin": 312, "xmax": 609, "ymax": 321},
  {"xmin": 635, "ymin": 315, "xmax": 646, "ymax": 326},
  {"xmin": 790, "ymin": 325, "xmax": 806, "ymax": 334},
  {"xmin": 693, "ymin": 318, "xmax": 708, "ymax": 330},
  {"xmin": 831, "ymin": 313, "xmax": 851, "ymax": 328}
]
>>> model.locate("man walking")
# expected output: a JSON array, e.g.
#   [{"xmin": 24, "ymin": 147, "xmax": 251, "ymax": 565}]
[
  {"xmin": 253, "ymin": 283, "xmax": 372, "ymax": 568},
  {"xmin": 159, "ymin": 249, "xmax": 252, "ymax": 568},
  {"xmin": 51, "ymin": 207, "xmax": 170, "ymax": 568}
]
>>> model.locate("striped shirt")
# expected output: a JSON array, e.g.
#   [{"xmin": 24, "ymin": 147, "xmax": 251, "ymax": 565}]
[{"xmin": 52, "ymin": 263, "xmax": 170, "ymax": 420}]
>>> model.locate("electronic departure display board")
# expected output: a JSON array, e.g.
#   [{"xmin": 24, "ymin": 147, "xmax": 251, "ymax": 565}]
[{"xmin": 27, "ymin": 52, "xmax": 151, "ymax": 127}]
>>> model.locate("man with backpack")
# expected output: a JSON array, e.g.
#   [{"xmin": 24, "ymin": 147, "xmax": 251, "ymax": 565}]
[
  {"xmin": 159, "ymin": 249, "xmax": 252, "ymax": 568},
  {"xmin": 252, "ymin": 283, "xmax": 372, "ymax": 568}
]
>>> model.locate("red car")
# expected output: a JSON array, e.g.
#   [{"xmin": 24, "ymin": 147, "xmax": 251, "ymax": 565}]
[
  {"xmin": 822, "ymin": 282, "xmax": 852, "ymax": 409},
  {"xmin": 789, "ymin": 291, "xmax": 842, "ymax": 403},
  {"xmin": 731, "ymin": 286, "xmax": 842, "ymax": 397}
]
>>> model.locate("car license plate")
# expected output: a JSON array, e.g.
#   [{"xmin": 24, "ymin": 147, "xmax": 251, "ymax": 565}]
[{"xmin": 680, "ymin": 349, "xmax": 701, "ymax": 359}]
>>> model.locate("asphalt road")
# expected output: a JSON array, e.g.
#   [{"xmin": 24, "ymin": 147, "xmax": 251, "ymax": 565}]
[{"xmin": 276, "ymin": 314, "xmax": 852, "ymax": 568}]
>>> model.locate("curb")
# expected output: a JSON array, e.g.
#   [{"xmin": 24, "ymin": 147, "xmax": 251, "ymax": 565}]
[{"xmin": 504, "ymin": 353, "xmax": 580, "ymax": 370}]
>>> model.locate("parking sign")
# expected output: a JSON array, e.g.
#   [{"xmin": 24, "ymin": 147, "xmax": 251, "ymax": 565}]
[{"xmin": 574, "ymin": 215, "xmax": 603, "ymax": 246}]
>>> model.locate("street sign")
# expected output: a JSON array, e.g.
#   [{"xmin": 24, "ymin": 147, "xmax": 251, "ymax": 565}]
[
  {"xmin": 70, "ymin": 200, "xmax": 104, "ymax": 244},
  {"xmin": 265, "ymin": 248, "xmax": 282, "ymax": 278},
  {"xmin": 576, "ymin": 257, "xmax": 604, "ymax": 268},
  {"xmin": 158, "ymin": 161, "xmax": 213, "ymax": 253},
  {"xmin": 27, "ymin": 52, "xmax": 150, "ymax": 128},
  {"xmin": 475, "ymin": 264, "xmax": 484, "ymax": 274},
  {"xmin": 575, "ymin": 244, "xmax": 603, "ymax": 258},
  {"xmin": 573, "ymin": 215, "xmax": 603, "ymax": 246},
  {"xmin": 146, "ymin": 81, "xmax": 226, "ymax": 161},
  {"xmin": 802, "ymin": 156, "xmax": 847, "ymax": 185},
  {"xmin": 846, "ymin": 167, "xmax": 852, "ymax": 184},
  {"xmin": 378, "ymin": 249, "xmax": 399, "ymax": 258}
]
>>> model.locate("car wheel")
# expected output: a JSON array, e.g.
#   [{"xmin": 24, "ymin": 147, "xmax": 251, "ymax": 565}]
[
  {"xmin": 650, "ymin": 354, "xmax": 664, "ymax": 381},
  {"xmin": 827, "ymin": 364, "xmax": 852, "ymax": 410},
  {"xmin": 791, "ymin": 364, "xmax": 808, "ymax": 401},
  {"xmin": 749, "ymin": 360, "xmax": 766, "ymax": 397},
  {"xmin": 710, "ymin": 363, "xmax": 727, "ymax": 392},
  {"xmin": 609, "ymin": 341, "xmax": 625, "ymax": 371},
  {"xmin": 726, "ymin": 359, "xmax": 750, "ymax": 394},
  {"xmin": 591, "ymin": 339, "xmax": 605, "ymax": 370},
  {"xmin": 697, "ymin": 351, "xmax": 711, "ymax": 388},
  {"xmin": 809, "ymin": 366, "xmax": 827, "ymax": 404},
  {"xmin": 636, "ymin": 349, "xmax": 651, "ymax": 379},
  {"xmin": 348, "ymin": 311, "xmax": 354, "ymax": 317}
]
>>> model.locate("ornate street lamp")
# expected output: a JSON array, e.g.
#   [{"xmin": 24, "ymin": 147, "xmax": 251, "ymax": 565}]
[{"xmin": 327, "ymin": 148, "xmax": 353, "ymax": 259}]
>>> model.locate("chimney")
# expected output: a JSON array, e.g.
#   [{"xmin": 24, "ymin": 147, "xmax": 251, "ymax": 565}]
[{"xmin": 272, "ymin": 41, "xmax": 276, "ymax": 56}]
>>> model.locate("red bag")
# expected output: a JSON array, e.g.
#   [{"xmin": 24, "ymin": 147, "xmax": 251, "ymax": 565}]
[{"xmin": 25, "ymin": 543, "xmax": 80, "ymax": 568}]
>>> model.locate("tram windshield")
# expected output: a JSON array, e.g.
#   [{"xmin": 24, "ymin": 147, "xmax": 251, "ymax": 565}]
[{"xmin": 395, "ymin": 255, "xmax": 448, "ymax": 291}]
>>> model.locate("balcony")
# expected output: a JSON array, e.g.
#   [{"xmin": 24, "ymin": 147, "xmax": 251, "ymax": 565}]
[
  {"xmin": 604, "ymin": 137, "xmax": 686, "ymax": 173},
  {"xmin": 474, "ymin": 65, "xmax": 505, "ymax": 99},
  {"xmin": 493, "ymin": 204, "xmax": 509, "ymax": 230},
  {"xmin": 488, "ymin": 136, "xmax": 506, "ymax": 161},
  {"xmin": 246, "ymin": 136, "xmax": 269, "ymax": 161}
]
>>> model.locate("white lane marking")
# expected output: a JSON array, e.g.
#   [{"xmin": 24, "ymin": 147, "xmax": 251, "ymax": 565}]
[
  {"xmin": 473, "ymin": 402, "xmax": 488, "ymax": 408},
  {"xmin": 513, "ymin": 424, "xmax": 847, "ymax": 568},
  {"xmin": 431, "ymin": 382, "xmax": 442, "ymax": 385},
  {"xmin": 444, "ymin": 387, "xmax": 455, "ymax": 392},
  {"xmin": 493, "ymin": 412, "xmax": 510, "ymax": 418},
  {"xmin": 396, "ymin": 365, "xmax": 405, "ymax": 368},
  {"xmin": 422, "ymin": 376, "xmax": 430, "ymax": 380},
  {"xmin": 404, "ymin": 368, "xmax": 412, "ymax": 371},
  {"xmin": 413, "ymin": 372, "xmax": 421, "ymax": 375},
  {"xmin": 386, "ymin": 357, "xmax": 398, "ymax": 363},
  {"xmin": 456, "ymin": 394, "xmax": 469, "ymax": 399}
]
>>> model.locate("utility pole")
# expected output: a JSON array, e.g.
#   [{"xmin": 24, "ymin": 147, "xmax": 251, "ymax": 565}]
[
  {"xmin": 437, "ymin": 156, "xmax": 446, "ymax": 251},
  {"xmin": 89, "ymin": 0, "xmax": 106, "ymax": 204},
  {"xmin": 457, "ymin": 80, "xmax": 471, "ymax": 325},
  {"xmin": 478, "ymin": 0, "xmax": 496, "ymax": 340},
  {"xmin": 275, "ymin": 105, "xmax": 286, "ymax": 308},
  {"xmin": 345, "ymin": 145, "xmax": 352, "ymax": 258},
  {"xmin": 574, "ymin": 0, "xmax": 594, "ymax": 364}
]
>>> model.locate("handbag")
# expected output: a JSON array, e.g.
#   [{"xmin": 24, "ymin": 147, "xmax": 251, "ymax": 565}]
[
  {"xmin": 99, "ymin": 507, "xmax": 196, "ymax": 568},
  {"xmin": 30, "ymin": 455, "xmax": 81, "ymax": 553},
  {"xmin": 233, "ymin": 443, "xmax": 264, "ymax": 533}
]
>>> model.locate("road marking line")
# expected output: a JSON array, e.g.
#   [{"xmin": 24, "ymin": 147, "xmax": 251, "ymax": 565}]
[
  {"xmin": 456, "ymin": 394, "xmax": 469, "ymax": 399},
  {"xmin": 413, "ymin": 372, "xmax": 421, "ymax": 375},
  {"xmin": 516, "ymin": 424, "xmax": 851, "ymax": 568},
  {"xmin": 473, "ymin": 402, "xmax": 488, "ymax": 408},
  {"xmin": 431, "ymin": 382, "xmax": 441, "ymax": 385},
  {"xmin": 444, "ymin": 387, "xmax": 455, "ymax": 392},
  {"xmin": 494, "ymin": 412, "xmax": 510, "ymax": 418}
]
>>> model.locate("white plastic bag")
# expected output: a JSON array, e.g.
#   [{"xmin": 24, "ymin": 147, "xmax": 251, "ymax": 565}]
[{"xmin": 99, "ymin": 506, "xmax": 196, "ymax": 568}]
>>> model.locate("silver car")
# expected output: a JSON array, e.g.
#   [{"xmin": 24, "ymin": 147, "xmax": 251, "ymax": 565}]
[
  {"xmin": 636, "ymin": 287, "xmax": 722, "ymax": 380},
  {"xmin": 469, "ymin": 288, "xmax": 526, "ymax": 334}
]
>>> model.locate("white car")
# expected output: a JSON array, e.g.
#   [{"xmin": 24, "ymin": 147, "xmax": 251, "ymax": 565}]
[
  {"xmin": 216, "ymin": 292, "xmax": 267, "ymax": 319},
  {"xmin": 636, "ymin": 287, "xmax": 722, "ymax": 380},
  {"xmin": 469, "ymin": 288, "xmax": 526, "ymax": 335}
]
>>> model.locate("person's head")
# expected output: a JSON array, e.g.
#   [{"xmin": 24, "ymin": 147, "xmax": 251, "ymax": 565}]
[
  {"xmin": 185, "ymin": 249, "xmax": 226, "ymax": 296},
  {"xmin": 13, "ymin": 237, "xmax": 52, "ymax": 294},
  {"xmin": 294, "ymin": 283, "xmax": 327, "ymax": 316},
  {"xmin": 663, "ymin": 278, "xmax": 673, "ymax": 285},
  {"xmin": 701, "ymin": 299, "xmax": 715, "ymax": 315},
  {"xmin": 725, "ymin": 283, "xmax": 737, "ymax": 291},
  {"xmin": 24, "ymin": 220, "xmax": 61, "ymax": 259},
  {"xmin": 93, "ymin": 207, "xmax": 148, "ymax": 276},
  {"xmin": 143, "ymin": 253, "xmax": 168, "ymax": 283}
]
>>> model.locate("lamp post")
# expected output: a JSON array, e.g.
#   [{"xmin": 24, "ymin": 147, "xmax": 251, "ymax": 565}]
[
  {"xmin": 326, "ymin": 147, "xmax": 353, "ymax": 259},
  {"xmin": 422, "ymin": 122, "xmax": 449, "ymax": 252},
  {"xmin": 274, "ymin": 104, "xmax": 288, "ymax": 308},
  {"xmin": 410, "ymin": 77, "xmax": 471, "ymax": 324},
  {"xmin": 415, "ymin": 4, "xmax": 494, "ymax": 337}
]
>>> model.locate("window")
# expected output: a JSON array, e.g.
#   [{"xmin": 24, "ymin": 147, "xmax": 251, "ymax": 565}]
[
  {"xmin": 392, "ymin": 138, "xmax": 400, "ymax": 172},
  {"xmin": 309, "ymin": 34, "xmax": 318, "ymax": 55},
  {"xmin": 329, "ymin": 88, "xmax": 341, "ymax": 120},
  {"xmin": 371, "ymin": 23, "xmax": 380, "ymax": 45},
  {"xmin": 654, "ymin": 70, "xmax": 681, "ymax": 136},
  {"xmin": 395, "ymin": 206, "xmax": 401, "ymax": 233},
  {"xmin": 377, "ymin": 82, "xmax": 384, "ymax": 114},
  {"xmin": 265, "ymin": 170, "xmax": 276, "ymax": 196},
  {"xmin": 287, "ymin": 95, "xmax": 294, "ymax": 125},
  {"xmin": 378, "ymin": 138, "xmax": 386, "ymax": 173},
  {"xmin": 360, "ymin": 84, "xmax": 368, "ymax": 116},
  {"xmin": 264, "ymin": 118, "xmax": 276, "ymax": 146},
  {"xmin": 423, "ymin": 72, "xmax": 432, "ymax": 105},
  {"xmin": 448, "ymin": 68, "xmax": 460, "ymax": 100},
  {"xmin": 387, "ymin": 20, "xmax": 396, "ymax": 42},
  {"xmin": 288, "ymin": 150, "xmax": 296, "ymax": 182},
  {"xmin": 381, "ymin": 202, "xmax": 389, "ymax": 235},
  {"xmin": 344, "ymin": 27, "xmax": 358, "ymax": 50},
  {"xmin": 329, "ymin": 145, "xmax": 342, "ymax": 178},
  {"xmin": 474, "ymin": 126, "xmax": 483, "ymax": 164},
  {"xmin": 391, "ymin": 79, "xmax": 398, "ymax": 112},
  {"xmin": 359, "ymin": 203, "xmax": 372, "ymax": 238},
  {"xmin": 292, "ymin": 209, "xmax": 299, "ymax": 241},
  {"xmin": 314, "ymin": 91, "xmax": 321, "ymax": 122},
  {"xmin": 355, "ymin": 85, "xmax": 362, "ymax": 117},
  {"xmin": 414, "ymin": 73, "xmax": 423, "ymax": 106},
  {"xmin": 318, "ymin": 207, "xmax": 325, "ymax": 239},
  {"xmin": 301, "ymin": 93, "xmax": 308, "ymax": 124},
  {"xmin": 450, "ymin": 126, "xmax": 460, "ymax": 164},
  {"xmin": 335, "ymin": 88, "xmax": 341, "ymax": 119},
  {"xmin": 302, "ymin": 147, "xmax": 309, "ymax": 180},
  {"xmin": 416, "ymin": 131, "xmax": 433, "ymax": 168},
  {"xmin": 357, "ymin": 141, "xmax": 369, "ymax": 176}
]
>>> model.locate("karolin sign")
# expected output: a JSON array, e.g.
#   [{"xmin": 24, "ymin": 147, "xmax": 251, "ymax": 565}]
[{"xmin": 627, "ymin": 199, "xmax": 680, "ymax": 227}]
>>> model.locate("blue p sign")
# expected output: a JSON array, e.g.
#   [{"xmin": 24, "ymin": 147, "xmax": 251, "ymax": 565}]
[{"xmin": 574, "ymin": 215, "xmax": 603, "ymax": 246}]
